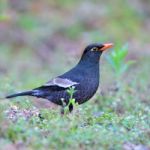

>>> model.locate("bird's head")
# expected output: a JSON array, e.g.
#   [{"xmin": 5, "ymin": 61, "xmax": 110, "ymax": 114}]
[{"xmin": 80, "ymin": 43, "xmax": 113, "ymax": 65}]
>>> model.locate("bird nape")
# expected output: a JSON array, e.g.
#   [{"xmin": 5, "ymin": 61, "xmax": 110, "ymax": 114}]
[{"xmin": 6, "ymin": 43, "xmax": 113, "ymax": 112}]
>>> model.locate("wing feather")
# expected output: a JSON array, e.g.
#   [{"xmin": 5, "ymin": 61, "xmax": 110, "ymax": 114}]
[{"xmin": 44, "ymin": 77, "xmax": 79, "ymax": 88}]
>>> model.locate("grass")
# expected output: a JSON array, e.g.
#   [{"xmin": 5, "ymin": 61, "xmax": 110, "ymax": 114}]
[{"xmin": 0, "ymin": 52, "xmax": 150, "ymax": 149}]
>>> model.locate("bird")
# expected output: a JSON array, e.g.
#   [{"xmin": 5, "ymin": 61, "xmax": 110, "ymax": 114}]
[{"xmin": 6, "ymin": 43, "xmax": 113, "ymax": 112}]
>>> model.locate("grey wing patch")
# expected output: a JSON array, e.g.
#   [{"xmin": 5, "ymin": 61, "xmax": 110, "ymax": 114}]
[{"xmin": 44, "ymin": 77, "xmax": 79, "ymax": 88}]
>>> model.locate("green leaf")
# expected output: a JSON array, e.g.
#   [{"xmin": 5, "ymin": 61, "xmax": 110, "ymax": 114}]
[{"xmin": 106, "ymin": 44, "xmax": 134, "ymax": 79}]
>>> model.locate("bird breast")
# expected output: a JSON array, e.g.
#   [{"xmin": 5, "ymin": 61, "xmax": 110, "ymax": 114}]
[{"xmin": 73, "ymin": 74, "xmax": 99, "ymax": 104}]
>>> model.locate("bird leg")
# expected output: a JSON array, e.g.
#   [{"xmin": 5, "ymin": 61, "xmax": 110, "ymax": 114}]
[
  {"xmin": 68, "ymin": 103, "xmax": 73, "ymax": 112},
  {"xmin": 61, "ymin": 103, "xmax": 73, "ymax": 115},
  {"xmin": 60, "ymin": 98, "xmax": 67, "ymax": 114},
  {"xmin": 60, "ymin": 98, "xmax": 74, "ymax": 114}
]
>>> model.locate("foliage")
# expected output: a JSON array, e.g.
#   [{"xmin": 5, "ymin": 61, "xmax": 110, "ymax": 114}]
[
  {"xmin": 106, "ymin": 44, "xmax": 134, "ymax": 78},
  {"xmin": 0, "ymin": 58, "xmax": 150, "ymax": 150}
]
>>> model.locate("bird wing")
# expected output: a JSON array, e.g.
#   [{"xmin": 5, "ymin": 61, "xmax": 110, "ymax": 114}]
[
  {"xmin": 33, "ymin": 77, "xmax": 79, "ymax": 95},
  {"xmin": 43, "ymin": 77, "xmax": 79, "ymax": 88}
]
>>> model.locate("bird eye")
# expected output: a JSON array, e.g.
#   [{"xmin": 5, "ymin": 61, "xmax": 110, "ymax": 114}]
[{"xmin": 91, "ymin": 47, "xmax": 98, "ymax": 51}]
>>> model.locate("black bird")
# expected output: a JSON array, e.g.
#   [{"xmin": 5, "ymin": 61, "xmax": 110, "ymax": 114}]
[{"xmin": 6, "ymin": 43, "xmax": 113, "ymax": 112}]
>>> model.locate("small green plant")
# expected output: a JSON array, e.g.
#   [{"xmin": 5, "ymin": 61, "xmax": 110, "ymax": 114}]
[
  {"xmin": 61, "ymin": 86, "xmax": 77, "ymax": 114},
  {"xmin": 106, "ymin": 44, "xmax": 134, "ymax": 85}
]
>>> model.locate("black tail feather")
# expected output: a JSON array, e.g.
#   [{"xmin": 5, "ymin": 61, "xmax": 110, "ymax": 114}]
[{"xmin": 6, "ymin": 90, "xmax": 33, "ymax": 99}]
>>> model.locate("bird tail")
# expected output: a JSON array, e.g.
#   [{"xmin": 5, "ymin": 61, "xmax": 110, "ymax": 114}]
[{"xmin": 6, "ymin": 90, "xmax": 34, "ymax": 99}]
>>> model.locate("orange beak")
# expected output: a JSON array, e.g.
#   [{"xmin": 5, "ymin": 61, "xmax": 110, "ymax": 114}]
[{"xmin": 100, "ymin": 43, "xmax": 114, "ymax": 51}]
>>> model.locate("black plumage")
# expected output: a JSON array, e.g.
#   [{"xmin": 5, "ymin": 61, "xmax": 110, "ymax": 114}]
[{"xmin": 6, "ymin": 43, "xmax": 113, "ymax": 111}]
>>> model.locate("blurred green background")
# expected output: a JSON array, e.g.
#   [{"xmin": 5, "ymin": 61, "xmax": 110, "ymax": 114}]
[
  {"xmin": 0, "ymin": 0, "xmax": 150, "ymax": 150},
  {"xmin": 0, "ymin": 0, "xmax": 150, "ymax": 79}
]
